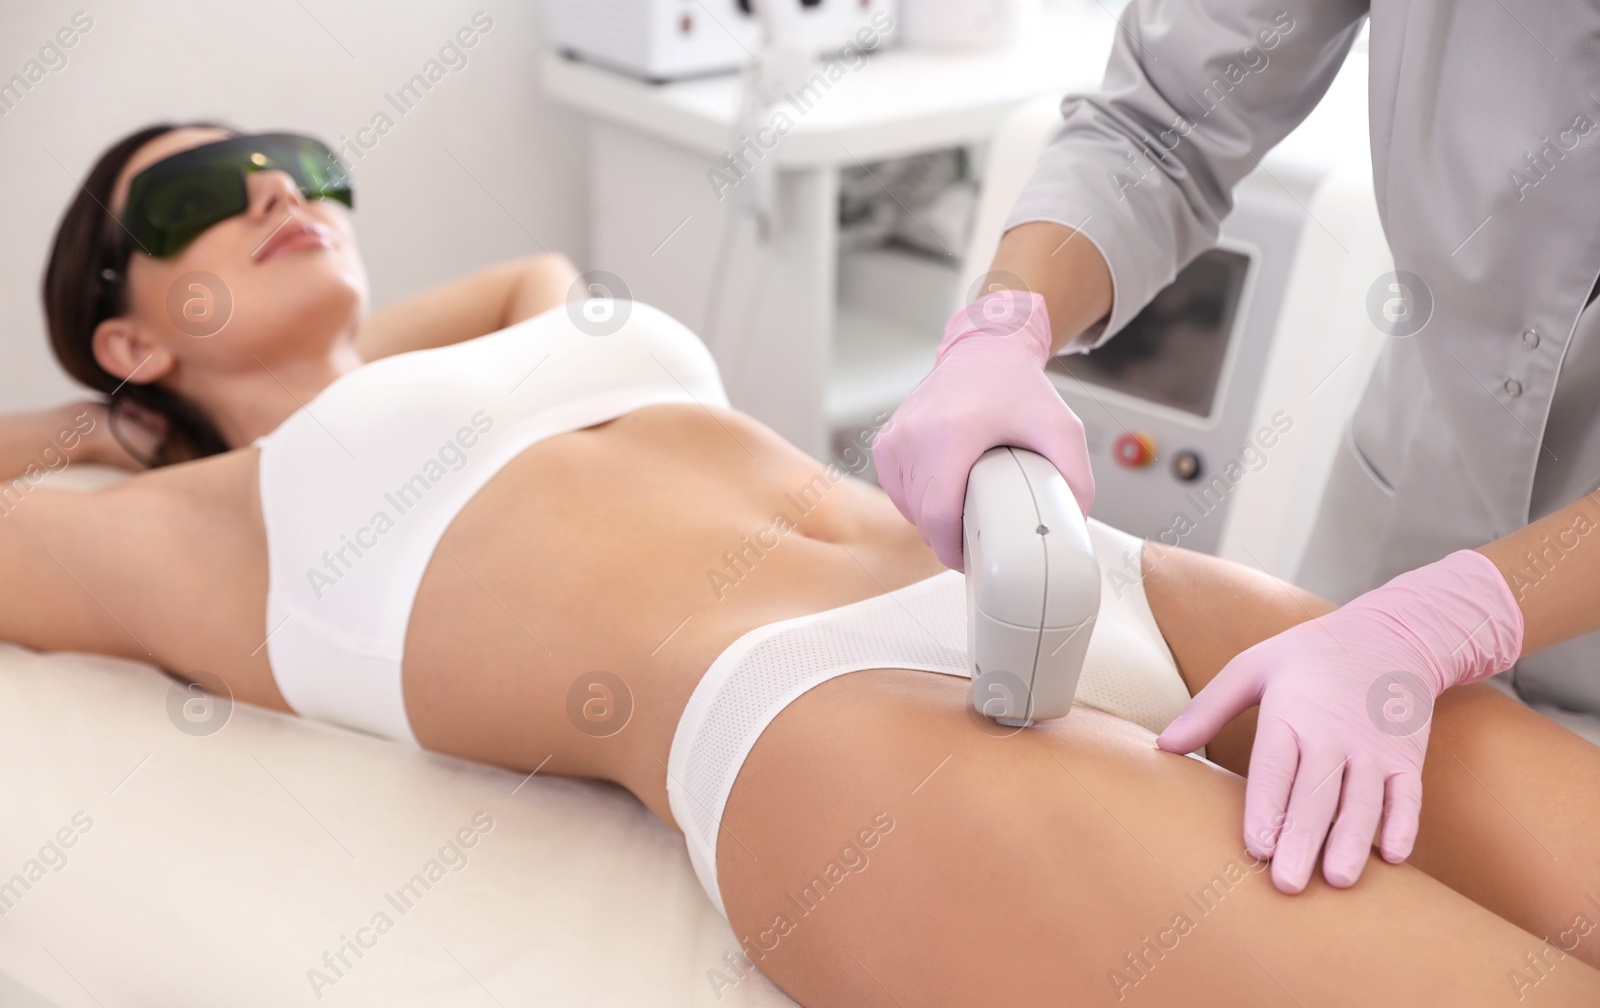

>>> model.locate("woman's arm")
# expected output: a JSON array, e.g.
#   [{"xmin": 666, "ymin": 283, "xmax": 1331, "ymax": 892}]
[
  {"xmin": 0, "ymin": 403, "xmax": 104, "ymax": 485},
  {"xmin": 0, "ymin": 480, "xmax": 149, "ymax": 657},
  {"xmin": 355, "ymin": 252, "xmax": 581, "ymax": 361},
  {"xmin": 0, "ymin": 401, "xmax": 162, "ymax": 480}
]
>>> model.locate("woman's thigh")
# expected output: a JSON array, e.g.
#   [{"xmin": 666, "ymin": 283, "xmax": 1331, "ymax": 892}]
[
  {"xmin": 716, "ymin": 668, "xmax": 1600, "ymax": 1008},
  {"xmin": 1143, "ymin": 542, "xmax": 1600, "ymax": 971}
]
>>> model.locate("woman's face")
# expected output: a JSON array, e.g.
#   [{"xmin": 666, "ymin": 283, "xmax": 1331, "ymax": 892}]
[{"xmin": 98, "ymin": 126, "xmax": 369, "ymax": 381}]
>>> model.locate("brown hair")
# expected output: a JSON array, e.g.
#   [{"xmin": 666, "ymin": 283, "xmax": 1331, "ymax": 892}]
[{"xmin": 41, "ymin": 120, "xmax": 239, "ymax": 468}]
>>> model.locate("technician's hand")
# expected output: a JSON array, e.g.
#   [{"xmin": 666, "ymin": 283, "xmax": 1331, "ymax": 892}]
[
  {"xmin": 872, "ymin": 289, "xmax": 1094, "ymax": 572},
  {"xmin": 1156, "ymin": 550, "xmax": 1523, "ymax": 894}
]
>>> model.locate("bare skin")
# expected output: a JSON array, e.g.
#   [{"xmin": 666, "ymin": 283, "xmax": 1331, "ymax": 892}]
[
  {"xmin": 714, "ymin": 545, "xmax": 1600, "ymax": 1006},
  {"xmin": 988, "ymin": 220, "xmax": 1113, "ymax": 355},
  {"xmin": 21, "ymin": 410, "xmax": 1600, "ymax": 1007},
  {"xmin": 7, "ymin": 128, "xmax": 1599, "ymax": 1004},
  {"xmin": 1146, "ymin": 543, "xmax": 1600, "ymax": 983}
]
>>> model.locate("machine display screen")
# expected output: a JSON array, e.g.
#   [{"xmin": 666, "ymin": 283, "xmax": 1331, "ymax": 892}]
[{"xmin": 1047, "ymin": 248, "xmax": 1251, "ymax": 419}]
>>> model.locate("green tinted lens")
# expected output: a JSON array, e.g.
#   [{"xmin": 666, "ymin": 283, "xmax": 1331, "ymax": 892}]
[
  {"xmin": 253, "ymin": 133, "xmax": 353, "ymax": 209},
  {"xmin": 141, "ymin": 165, "xmax": 247, "ymax": 254},
  {"xmin": 121, "ymin": 132, "xmax": 353, "ymax": 258},
  {"xmin": 123, "ymin": 154, "xmax": 243, "ymax": 258}
]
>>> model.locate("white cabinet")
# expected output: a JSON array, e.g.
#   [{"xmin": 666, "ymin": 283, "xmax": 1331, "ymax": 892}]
[{"xmin": 541, "ymin": 6, "xmax": 1114, "ymax": 456}]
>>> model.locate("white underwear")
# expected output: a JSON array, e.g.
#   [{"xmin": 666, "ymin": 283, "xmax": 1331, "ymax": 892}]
[{"xmin": 665, "ymin": 518, "xmax": 1212, "ymax": 920}]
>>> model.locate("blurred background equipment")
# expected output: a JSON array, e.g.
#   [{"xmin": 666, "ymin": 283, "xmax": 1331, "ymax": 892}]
[
  {"xmin": 540, "ymin": 0, "xmax": 1117, "ymax": 467},
  {"xmin": 838, "ymin": 147, "xmax": 976, "ymax": 255},
  {"xmin": 899, "ymin": 0, "xmax": 1027, "ymax": 50},
  {"xmin": 545, "ymin": 0, "xmax": 901, "ymax": 82}
]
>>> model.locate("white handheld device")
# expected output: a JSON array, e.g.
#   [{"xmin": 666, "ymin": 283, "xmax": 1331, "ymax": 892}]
[{"xmin": 963, "ymin": 447, "xmax": 1100, "ymax": 726}]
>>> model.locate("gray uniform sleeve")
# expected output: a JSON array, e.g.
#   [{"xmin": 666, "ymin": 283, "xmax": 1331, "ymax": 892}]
[{"xmin": 1005, "ymin": 0, "xmax": 1369, "ymax": 350}]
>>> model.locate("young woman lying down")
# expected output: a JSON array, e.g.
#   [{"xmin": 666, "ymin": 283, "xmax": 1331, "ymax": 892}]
[{"xmin": 5, "ymin": 122, "xmax": 1599, "ymax": 1006}]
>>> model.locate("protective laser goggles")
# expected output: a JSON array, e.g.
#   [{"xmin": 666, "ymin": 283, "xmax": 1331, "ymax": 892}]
[{"xmin": 117, "ymin": 131, "xmax": 354, "ymax": 259}]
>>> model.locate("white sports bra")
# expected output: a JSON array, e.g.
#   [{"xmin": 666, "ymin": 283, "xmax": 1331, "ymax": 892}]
[{"xmin": 255, "ymin": 300, "xmax": 730, "ymax": 744}]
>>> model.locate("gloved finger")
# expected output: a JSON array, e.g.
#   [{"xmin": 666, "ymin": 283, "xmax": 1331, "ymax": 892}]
[
  {"xmin": 888, "ymin": 412, "xmax": 949, "ymax": 544},
  {"xmin": 919, "ymin": 470, "xmax": 966, "ymax": 573},
  {"xmin": 869, "ymin": 426, "xmax": 912, "ymax": 522},
  {"xmin": 1240, "ymin": 717, "xmax": 1300, "ymax": 859},
  {"xmin": 1320, "ymin": 757, "xmax": 1387, "ymax": 888},
  {"xmin": 1027, "ymin": 402, "xmax": 1097, "ymax": 518},
  {"xmin": 1378, "ymin": 771, "xmax": 1424, "ymax": 863},
  {"xmin": 1034, "ymin": 436, "xmax": 1096, "ymax": 523},
  {"xmin": 1270, "ymin": 746, "xmax": 1346, "ymax": 895},
  {"xmin": 1155, "ymin": 654, "xmax": 1265, "ymax": 755}
]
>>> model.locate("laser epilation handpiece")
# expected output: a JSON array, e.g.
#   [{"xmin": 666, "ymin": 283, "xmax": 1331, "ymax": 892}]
[{"xmin": 963, "ymin": 447, "xmax": 1101, "ymax": 727}]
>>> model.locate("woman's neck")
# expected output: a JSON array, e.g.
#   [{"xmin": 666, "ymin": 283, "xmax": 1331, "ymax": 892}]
[{"xmin": 183, "ymin": 340, "xmax": 368, "ymax": 448}]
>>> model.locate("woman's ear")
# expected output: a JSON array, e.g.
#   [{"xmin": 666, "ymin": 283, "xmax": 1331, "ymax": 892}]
[{"xmin": 91, "ymin": 316, "xmax": 175, "ymax": 385}]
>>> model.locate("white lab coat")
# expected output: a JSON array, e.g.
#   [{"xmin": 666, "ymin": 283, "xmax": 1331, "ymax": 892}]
[{"xmin": 1004, "ymin": 0, "xmax": 1600, "ymax": 714}]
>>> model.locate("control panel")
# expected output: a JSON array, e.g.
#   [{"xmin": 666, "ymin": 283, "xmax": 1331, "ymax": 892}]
[{"xmin": 1047, "ymin": 185, "xmax": 1307, "ymax": 557}]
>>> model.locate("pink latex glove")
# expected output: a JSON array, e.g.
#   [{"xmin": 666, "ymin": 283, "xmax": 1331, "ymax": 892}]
[
  {"xmin": 872, "ymin": 289, "xmax": 1095, "ymax": 572},
  {"xmin": 1157, "ymin": 549, "xmax": 1523, "ymax": 894}
]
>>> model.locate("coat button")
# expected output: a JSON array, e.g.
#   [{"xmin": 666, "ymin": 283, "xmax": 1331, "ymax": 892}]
[
  {"xmin": 1504, "ymin": 377, "xmax": 1523, "ymax": 397},
  {"xmin": 1522, "ymin": 328, "xmax": 1540, "ymax": 349}
]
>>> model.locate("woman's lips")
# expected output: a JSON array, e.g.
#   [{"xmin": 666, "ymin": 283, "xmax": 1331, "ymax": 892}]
[{"xmin": 257, "ymin": 222, "xmax": 332, "ymax": 262}]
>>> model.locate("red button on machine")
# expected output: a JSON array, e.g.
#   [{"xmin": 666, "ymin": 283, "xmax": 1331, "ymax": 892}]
[{"xmin": 1112, "ymin": 431, "xmax": 1157, "ymax": 468}]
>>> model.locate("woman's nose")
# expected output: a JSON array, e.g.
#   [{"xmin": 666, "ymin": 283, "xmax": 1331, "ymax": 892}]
[{"xmin": 247, "ymin": 168, "xmax": 306, "ymax": 218}]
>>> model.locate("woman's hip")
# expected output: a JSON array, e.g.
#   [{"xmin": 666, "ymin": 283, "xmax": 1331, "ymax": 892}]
[
  {"xmin": 665, "ymin": 523, "xmax": 1206, "ymax": 921},
  {"xmin": 708, "ymin": 667, "xmax": 1593, "ymax": 1008}
]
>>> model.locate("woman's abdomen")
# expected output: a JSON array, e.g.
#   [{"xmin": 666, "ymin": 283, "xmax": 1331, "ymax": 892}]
[{"xmin": 399, "ymin": 402, "xmax": 943, "ymax": 784}]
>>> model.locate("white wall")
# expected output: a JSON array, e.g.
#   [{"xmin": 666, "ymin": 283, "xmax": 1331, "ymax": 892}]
[{"xmin": 0, "ymin": 0, "xmax": 588, "ymax": 411}]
